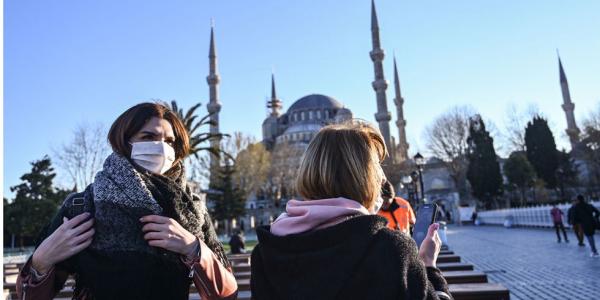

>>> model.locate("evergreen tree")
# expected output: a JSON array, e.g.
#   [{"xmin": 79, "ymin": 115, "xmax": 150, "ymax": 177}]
[
  {"xmin": 4, "ymin": 156, "xmax": 71, "ymax": 247},
  {"xmin": 504, "ymin": 151, "xmax": 536, "ymax": 205},
  {"xmin": 524, "ymin": 116, "xmax": 558, "ymax": 188},
  {"xmin": 208, "ymin": 162, "xmax": 246, "ymax": 223},
  {"xmin": 466, "ymin": 116, "xmax": 503, "ymax": 208},
  {"xmin": 556, "ymin": 149, "xmax": 578, "ymax": 200}
]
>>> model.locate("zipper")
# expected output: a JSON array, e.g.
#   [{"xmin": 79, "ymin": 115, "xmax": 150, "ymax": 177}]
[{"xmin": 22, "ymin": 282, "xmax": 27, "ymax": 300}]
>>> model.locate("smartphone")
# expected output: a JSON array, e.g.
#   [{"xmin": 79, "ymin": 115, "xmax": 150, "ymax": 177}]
[{"xmin": 412, "ymin": 203, "xmax": 438, "ymax": 248}]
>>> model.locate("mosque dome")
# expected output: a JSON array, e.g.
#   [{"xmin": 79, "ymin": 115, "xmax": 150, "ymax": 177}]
[{"xmin": 287, "ymin": 94, "xmax": 343, "ymax": 113}]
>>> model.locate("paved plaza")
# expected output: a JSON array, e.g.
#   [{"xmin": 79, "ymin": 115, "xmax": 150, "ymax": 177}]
[{"xmin": 446, "ymin": 225, "xmax": 600, "ymax": 300}]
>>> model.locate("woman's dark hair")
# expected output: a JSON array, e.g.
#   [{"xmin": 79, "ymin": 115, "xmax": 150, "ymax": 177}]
[
  {"xmin": 576, "ymin": 194, "xmax": 585, "ymax": 202},
  {"xmin": 108, "ymin": 102, "xmax": 190, "ymax": 164},
  {"xmin": 381, "ymin": 180, "xmax": 395, "ymax": 200}
]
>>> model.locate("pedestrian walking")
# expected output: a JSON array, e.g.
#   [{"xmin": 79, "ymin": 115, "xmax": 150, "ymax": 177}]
[
  {"xmin": 550, "ymin": 204, "xmax": 569, "ymax": 243},
  {"xmin": 571, "ymin": 195, "xmax": 600, "ymax": 257},
  {"xmin": 568, "ymin": 199, "xmax": 585, "ymax": 246}
]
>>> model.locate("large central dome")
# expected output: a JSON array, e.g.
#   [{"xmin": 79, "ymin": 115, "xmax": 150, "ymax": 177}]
[{"xmin": 287, "ymin": 94, "xmax": 343, "ymax": 113}]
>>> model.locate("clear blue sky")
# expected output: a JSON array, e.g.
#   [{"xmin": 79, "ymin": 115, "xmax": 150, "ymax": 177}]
[{"xmin": 4, "ymin": 0, "xmax": 600, "ymax": 197}]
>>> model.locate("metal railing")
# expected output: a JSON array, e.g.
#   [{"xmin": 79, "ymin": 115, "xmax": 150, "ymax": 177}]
[{"xmin": 477, "ymin": 201, "xmax": 600, "ymax": 228}]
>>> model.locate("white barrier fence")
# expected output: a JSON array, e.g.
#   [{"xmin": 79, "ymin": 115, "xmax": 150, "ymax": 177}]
[{"xmin": 477, "ymin": 201, "xmax": 600, "ymax": 228}]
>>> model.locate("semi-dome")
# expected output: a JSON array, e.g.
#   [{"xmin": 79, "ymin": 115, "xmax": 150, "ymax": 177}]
[{"xmin": 287, "ymin": 94, "xmax": 343, "ymax": 113}]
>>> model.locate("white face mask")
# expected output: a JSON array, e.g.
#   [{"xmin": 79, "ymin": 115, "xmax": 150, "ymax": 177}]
[{"xmin": 130, "ymin": 141, "xmax": 176, "ymax": 174}]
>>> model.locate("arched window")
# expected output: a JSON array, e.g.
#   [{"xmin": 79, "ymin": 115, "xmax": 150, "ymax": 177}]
[
  {"xmin": 309, "ymin": 111, "xmax": 314, "ymax": 120},
  {"xmin": 301, "ymin": 111, "xmax": 305, "ymax": 121},
  {"xmin": 325, "ymin": 110, "xmax": 329, "ymax": 119},
  {"xmin": 316, "ymin": 110, "xmax": 322, "ymax": 119}
]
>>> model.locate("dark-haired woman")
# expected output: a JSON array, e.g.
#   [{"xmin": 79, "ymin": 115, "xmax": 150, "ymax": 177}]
[{"xmin": 17, "ymin": 102, "xmax": 237, "ymax": 300}]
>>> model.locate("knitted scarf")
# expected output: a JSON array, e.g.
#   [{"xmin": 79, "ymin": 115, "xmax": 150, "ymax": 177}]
[{"xmin": 51, "ymin": 153, "xmax": 227, "ymax": 300}]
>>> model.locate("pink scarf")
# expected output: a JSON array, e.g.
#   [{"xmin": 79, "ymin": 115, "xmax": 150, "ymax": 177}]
[{"xmin": 270, "ymin": 198, "xmax": 370, "ymax": 236}]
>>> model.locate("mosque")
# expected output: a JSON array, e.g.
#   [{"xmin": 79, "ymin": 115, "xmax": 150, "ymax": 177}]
[{"xmin": 201, "ymin": 1, "xmax": 584, "ymax": 227}]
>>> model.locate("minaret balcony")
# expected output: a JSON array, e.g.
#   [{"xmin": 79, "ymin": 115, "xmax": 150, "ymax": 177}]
[
  {"xmin": 372, "ymin": 79, "xmax": 389, "ymax": 90},
  {"xmin": 370, "ymin": 49, "xmax": 385, "ymax": 61},
  {"xmin": 375, "ymin": 111, "xmax": 392, "ymax": 121},
  {"xmin": 206, "ymin": 74, "xmax": 221, "ymax": 85}
]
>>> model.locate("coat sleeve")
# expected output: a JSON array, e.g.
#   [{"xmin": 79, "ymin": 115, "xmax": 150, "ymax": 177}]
[
  {"xmin": 183, "ymin": 210, "xmax": 237, "ymax": 299},
  {"xmin": 401, "ymin": 236, "xmax": 452, "ymax": 300},
  {"xmin": 181, "ymin": 241, "xmax": 238, "ymax": 300},
  {"xmin": 16, "ymin": 256, "xmax": 70, "ymax": 300}
]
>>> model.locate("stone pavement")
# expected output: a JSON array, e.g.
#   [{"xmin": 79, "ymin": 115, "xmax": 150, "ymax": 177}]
[{"xmin": 446, "ymin": 225, "xmax": 600, "ymax": 300}]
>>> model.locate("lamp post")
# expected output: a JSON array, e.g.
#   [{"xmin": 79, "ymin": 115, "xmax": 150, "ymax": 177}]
[
  {"xmin": 414, "ymin": 152, "xmax": 425, "ymax": 203},
  {"xmin": 401, "ymin": 175, "xmax": 414, "ymax": 207}
]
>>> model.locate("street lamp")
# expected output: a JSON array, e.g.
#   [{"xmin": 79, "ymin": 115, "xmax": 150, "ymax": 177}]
[
  {"xmin": 414, "ymin": 152, "xmax": 425, "ymax": 203},
  {"xmin": 402, "ymin": 175, "xmax": 415, "ymax": 207}
]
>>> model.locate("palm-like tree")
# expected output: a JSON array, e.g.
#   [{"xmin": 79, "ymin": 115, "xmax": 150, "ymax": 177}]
[{"xmin": 168, "ymin": 100, "xmax": 230, "ymax": 159}]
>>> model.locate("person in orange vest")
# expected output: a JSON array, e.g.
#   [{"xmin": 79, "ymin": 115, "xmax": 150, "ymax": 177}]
[{"xmin": 378, "ymin": 180, "xmax": 416, "ymax": 235}]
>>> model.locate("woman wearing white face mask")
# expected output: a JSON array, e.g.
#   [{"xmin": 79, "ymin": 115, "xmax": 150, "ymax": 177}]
[
  {"xmin": 251, "ymin": 120, "xmax": 451, "ymax": 300},
  {"xmin": 17, "ymin": 102, "xmax": 238, "ymax": 300}
]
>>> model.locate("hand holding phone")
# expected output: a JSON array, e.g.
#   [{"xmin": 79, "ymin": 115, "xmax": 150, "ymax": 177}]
[{"xmin": 412, "ymin": 204, "xmax": 438, "ymax": 248}]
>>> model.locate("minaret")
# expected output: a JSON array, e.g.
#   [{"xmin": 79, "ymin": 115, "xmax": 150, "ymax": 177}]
[
  {"xmin": 267, "ymin": 74, "xmax": 282, "ymax": 117},
  {"xmin": 558, "ymin": 53, "xmax": 580, "ymax": 149},
  {"xmin": 393, "ymin": 55, "xmax": 409, "ymax": 162},
  {"xmin": 207, "ymin": 24, "xmax": 222, "ymax": 181},
  {"xmin": 370, "ymin": 0, "xmax": 393, "ymax": 160}
]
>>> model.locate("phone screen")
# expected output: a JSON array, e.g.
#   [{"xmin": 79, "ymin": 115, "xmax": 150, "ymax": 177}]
[{"xmin": 412, "ymin": 204, "xmax": 438, "ymax": 248}]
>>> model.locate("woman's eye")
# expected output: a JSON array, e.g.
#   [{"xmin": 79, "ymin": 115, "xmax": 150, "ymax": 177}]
[{"xmin": 166, "ymin": 140, "xmax": 175, "ymax": 145}]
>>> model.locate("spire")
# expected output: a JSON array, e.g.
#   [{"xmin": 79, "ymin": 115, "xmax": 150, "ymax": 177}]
[
  {"xmin": 267, "ymin": 73, "xmax": 282, "ymax": 117},
  {"xmin": 371, "ymin": 0, "xmax": 379, "ymax": 31},
  {"xmin": 393, "ymin": 55, "xmax": 409, "ymax": 162},
  {"xmin": 206, "ymin": 22, "xmax": 222, "ymax": 184},
  {"xmin": 393, "ymin": 55, "xmax": 401, "ymax": 99},
  {"xmin": 558, "ymin": 53, "xmax": 568, "ymax": 84},
  {"xmin": 271, "ymin": 73, "xmax": 277, "ymax": 99},
  {"xmin": 557, "ymin": 52, "xmax": 580, "ymax": 149},
  {"xmin": 369, "ymin": 0, "xmax": 393, "ymax": 161}
]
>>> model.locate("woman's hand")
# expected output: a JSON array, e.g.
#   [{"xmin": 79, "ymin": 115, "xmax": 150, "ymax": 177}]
[
  {"xmin": 32, "ymin": 213, "xmax": 95, "ymax": 274},
  {"xmin": 140, "ymin": 215, "xmax": 199, "ymax": 259},
  {"xmin": 418, "ymin": 223, "xmax": 442, "ymax": 267}
]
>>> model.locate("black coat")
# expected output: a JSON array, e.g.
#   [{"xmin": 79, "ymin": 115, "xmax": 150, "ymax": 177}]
[
  {"xmin": 251, "ymin": 215, "xmax": 450, "ymax": 300},
  {"xmin": 572, "ymin": 202, "xmax": 600, "ymax": 235}
]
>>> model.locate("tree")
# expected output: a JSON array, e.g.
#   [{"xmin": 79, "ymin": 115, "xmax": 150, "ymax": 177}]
[
  {"xmin": 4, "ymin": 156, "xmax": 71, "ymax": 247},
  {"xmin": 268, "ymin": 141, "xmax": 305, "ymax": 202},
  {"xmin": 424, "ymin": 106, "xmax": 475, "ymax": 199},
  {"xmin": 208, "ymin": 163, "xmax": 246, "ymax": 228},
  {"xmin": 580, "ymin": 105, "xmax": 600, "ymax": 187},
  {"xmin": 502, "ymin": 103, "xmax": 540, "ymax": 154},
  {"xmin": 168, "ymin": 100, "xmax": 228, "ymax": 159},
  {"xmin": 53, "ymin": 123, "xmax": 110, "ymax": 192},
  {"xmin": 504, "ymin": 151, "xmax": 536, "ymax": 205},
  {"xmin": 524, "ymin": 116, "xmax": 559, "ymax": 189},
  {"xmin": 556, "ymin": 149, "xmax": 578, "ymax": 200},
  {"xmin": 466, "ymin": 116, "xmax": 503, "ymax": 208},
  {"xmin": 233, "ymin": 142, "xmax": 271, "ymax": 198}
]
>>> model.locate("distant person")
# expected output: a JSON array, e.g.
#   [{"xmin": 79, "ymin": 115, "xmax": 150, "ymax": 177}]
[
  {"xmin": 572, "ymin": 195, "xmax": 600, "ymax": 257},
  {"xmin": 251, "ymin": 121, "xmax": 451, "ymax": 299},
  {"xmin": 568, "ymin": 199, "xmax": 585, "ymax": 246},
  {"xmin": 550, "ymin": 204, "xmax": 569, "ymax": 243},
  {"xmin": 471, "ymin": 210, "xmax": 478, "ymax": 225},
  {"xmin": 229, "ymin": 230, "xmax": 246, "ymax": 254},
  {"xmin": 378, "ymin": 180, "xmax": 416, "ymax": 235}
]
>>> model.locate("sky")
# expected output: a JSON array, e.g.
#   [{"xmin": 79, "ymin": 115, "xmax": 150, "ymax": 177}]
[{"xmin": 4, "ymin": 0, "xmax": 600, "ymax": 197}]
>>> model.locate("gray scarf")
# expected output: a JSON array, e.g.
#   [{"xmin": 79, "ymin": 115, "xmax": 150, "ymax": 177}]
[{"xmin": 91, "ymin": 152, "xmax": 206, "ymax": 254}]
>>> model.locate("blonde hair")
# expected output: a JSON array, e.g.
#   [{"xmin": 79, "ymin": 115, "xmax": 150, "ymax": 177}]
[{"xmin": 295, "ymin": 120, "xmax": 388, "ymax": 209}]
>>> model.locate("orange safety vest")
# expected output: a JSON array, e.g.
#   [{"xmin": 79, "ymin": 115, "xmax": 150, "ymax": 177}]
[{"xmin": 377, "ymin": 197, "xmax": 416, "ymax": 234}]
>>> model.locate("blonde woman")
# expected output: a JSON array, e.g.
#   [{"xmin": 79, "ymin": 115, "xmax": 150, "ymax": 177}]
[{"xmin": 251, "ymin": 121, "xmax": 451, "ymax": 300}]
